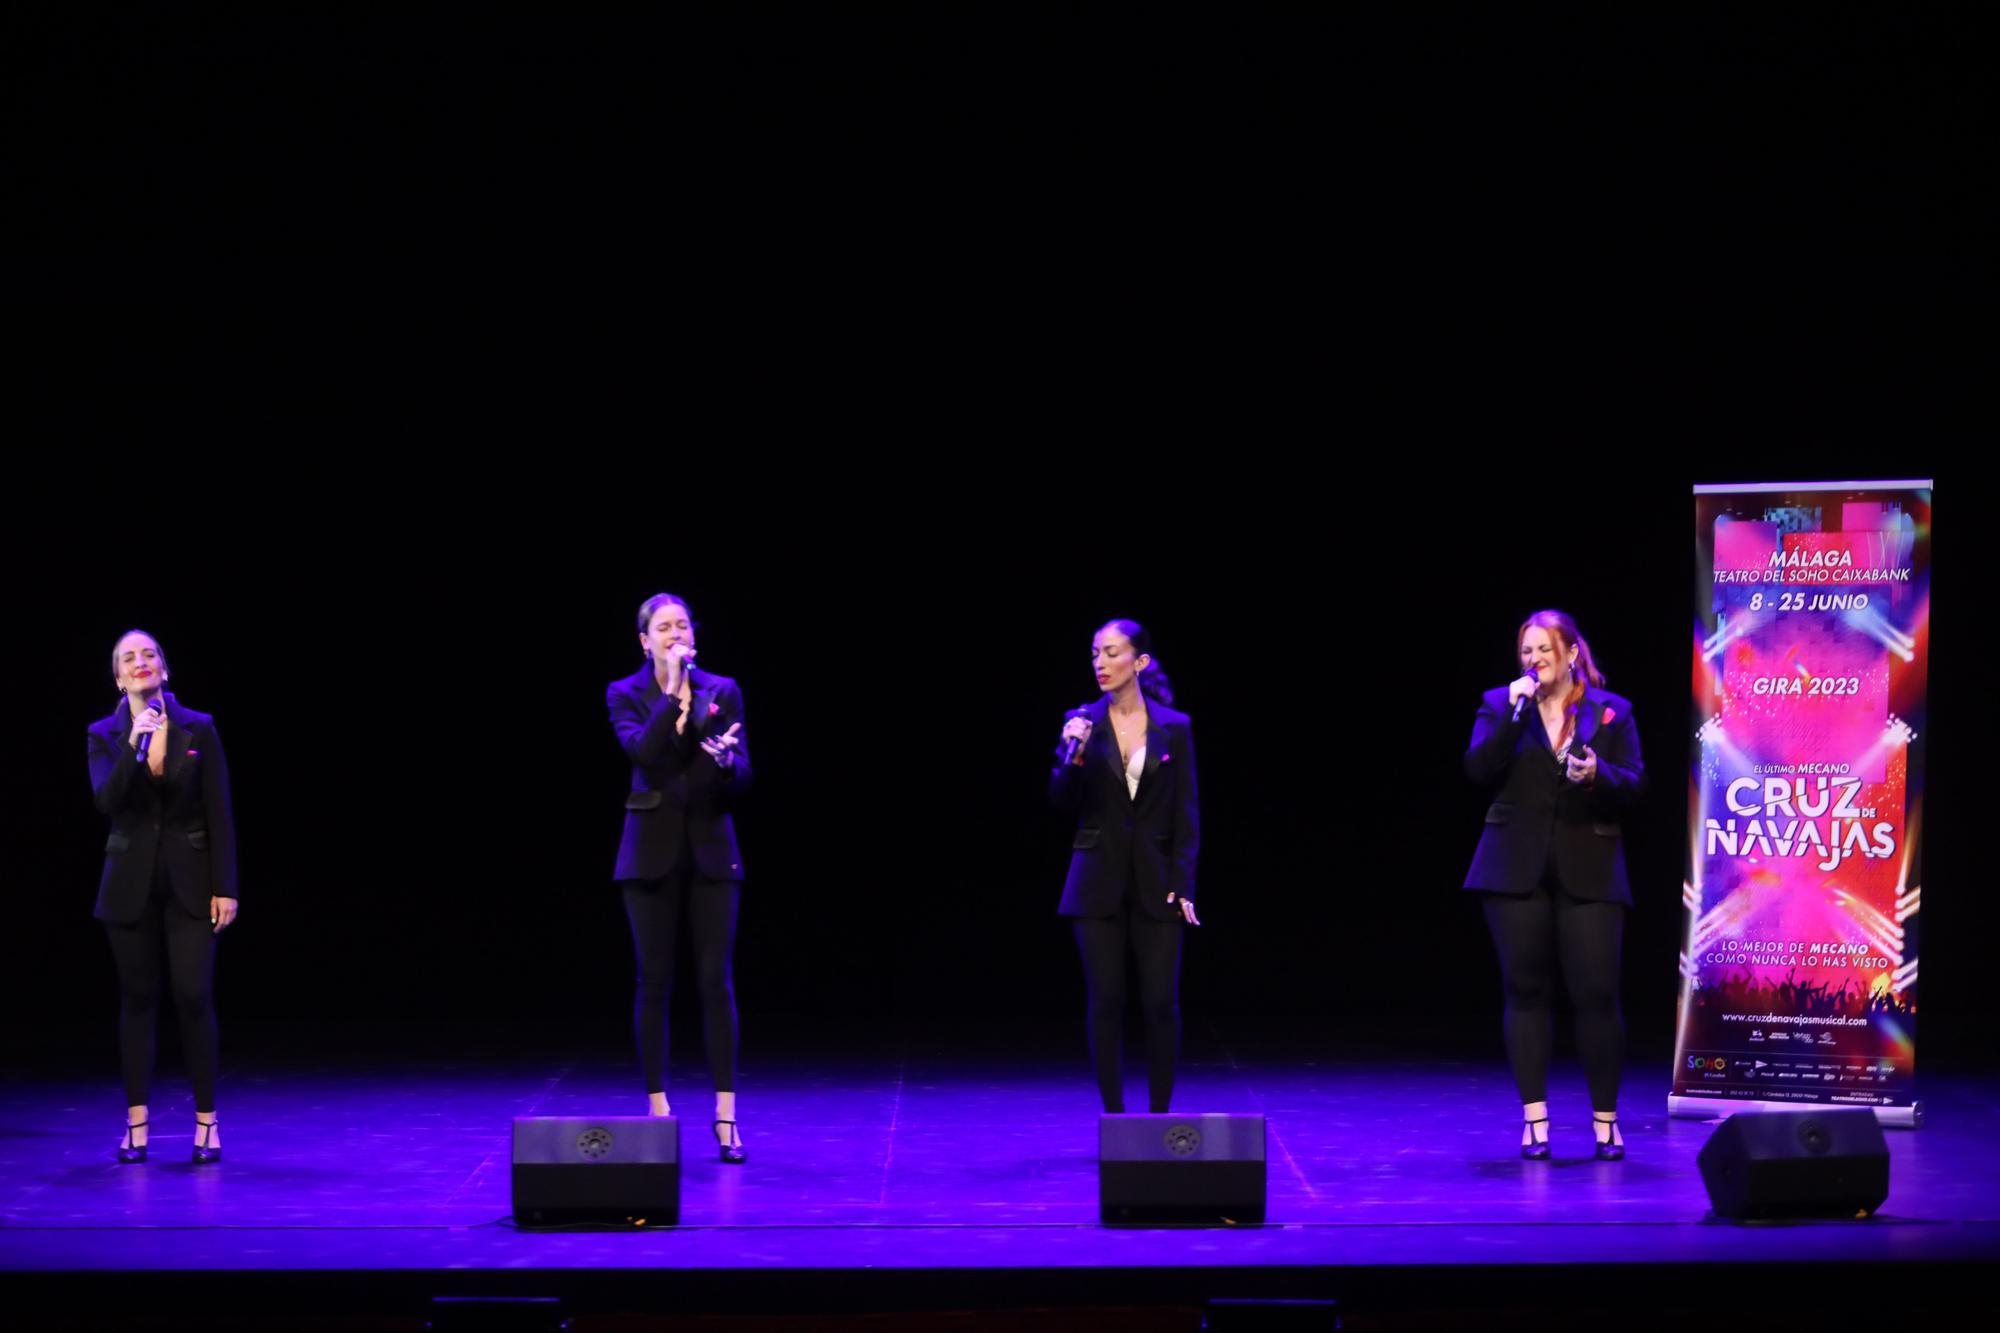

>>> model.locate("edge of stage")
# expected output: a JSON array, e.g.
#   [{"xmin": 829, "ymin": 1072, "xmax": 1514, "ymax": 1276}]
[{"xmin": 3, "ymin": 1021, "xmax": 1995, "ymax": 1324}]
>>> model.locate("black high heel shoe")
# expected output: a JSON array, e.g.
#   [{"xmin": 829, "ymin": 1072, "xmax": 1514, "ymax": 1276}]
[
  {"xmin": 1521, "ymin": 1116, "xmax": 1551, "ymax": 1161},
  {"xmin": 192, "ymin": 1118, "xmax": 221, "ymax": 1165},
  {"xmin": 1592, "ymin": 1116, "xmax": 1624, "ymax": 1162},
  {"xmin": 118, "ymin": 1120, "xmax": 148, "ymax": 1164},
  {"xmin": 713, "ymin": 1119, "xmax": 746, "ymax": 1165}
]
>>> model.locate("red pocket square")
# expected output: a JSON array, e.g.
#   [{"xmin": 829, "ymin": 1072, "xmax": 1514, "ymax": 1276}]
[
  {"xmin": 1600, "ymin": 707, "xmax": 1616, "ymax": 726},
  {"xmin": 709, "ymin": 702, "xmax": 721, "ymax": 715}
]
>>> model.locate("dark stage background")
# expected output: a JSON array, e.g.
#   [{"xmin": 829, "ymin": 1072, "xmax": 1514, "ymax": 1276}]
[
  {"xmin": 6, "ymin": 9, "xmax": 1986, "ymax": 1072},
  {"xmin": 2, "ymin": 476, "xmax": 1974, "ymax": 1063}
]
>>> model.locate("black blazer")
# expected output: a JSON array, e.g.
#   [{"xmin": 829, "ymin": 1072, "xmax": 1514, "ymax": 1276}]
[
  {"xmin": 1050, "ymin": 695, "xmax": 1200, "ymax": 921},
  {"xmin": 87, "ymin": 694, "xmax": 240, "ymax": 925},
  {"xmin": 607, "ymin": 664, "xmax": 751, "ymax": 883},
  {"xmin": 1461, "ymin": 684, "xmax": 1644, "ymax": 905}
]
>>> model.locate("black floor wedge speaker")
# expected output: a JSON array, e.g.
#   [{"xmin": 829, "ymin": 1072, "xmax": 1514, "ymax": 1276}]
[
  {"xmin": 512, "ymin": 1116, "xmax": 680, "ymax": 1226},
  {"xmin": 1696, "ymin": 1109, "xmax": 1889, "ymax": 1220},
  {"xmin": 1100, "ymin": 1113, "xmax": 1266, "ymax": 1224}
]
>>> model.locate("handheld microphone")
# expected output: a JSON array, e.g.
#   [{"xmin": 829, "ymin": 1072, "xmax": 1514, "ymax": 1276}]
[
  {"xmin": 1510, "ymin": 672, "xmax": 1539, "ymax": 721},
  {"xmin": 136, "ymin": 696, "xmax": 164, "ymax": 764},
  {"xmin": 1055, "ymin": 705, "xmax": 1093, "ymax": 767}
]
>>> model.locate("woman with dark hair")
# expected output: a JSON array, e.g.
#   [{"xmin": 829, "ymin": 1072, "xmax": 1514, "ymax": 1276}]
[
  {"xmin": 607, "ymin": 592, "xmax": 752, "ymax": 1163},
  {"xmin": 86, "ymin": 629, "xmax": 239, "ymax": 1164},
  {"xmin": 1051, "ymin": 619, "xmax": 1200, "ymax": 1114},
  {"xmin": 1463, "ymin": 609, "xmax": 1644, "ymax": 1160}
]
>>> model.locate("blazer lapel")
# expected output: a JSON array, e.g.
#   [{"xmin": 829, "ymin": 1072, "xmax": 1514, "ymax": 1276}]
[
  {"xmin": 1134, "ymin": 698, "xmax": 1165, "ymax": 802},
  {"xmin": 1086, "ymin": 698, "xmax": 1122, "ymax": 790},
  {"xmin": 630, "ymin": 668, "xmax": 664, "ymax": 718},
  {"xmin": 1575, "ymin": 695, "xmax": 1602, "ymax": 755},
  {"xmin": 686, "ymin": 668, "xmax": 718, "ymax": 738},
  {"xmin": 161, "ymin": 695, "xmax": 195, "ymax": 786},
  {"xmin": 103, "ymin": 701, "xmax": 133, "ymax": 755},
  {"xmin": 1526, "ymin": 704, "xmax": 1556, "ymax": 761}
]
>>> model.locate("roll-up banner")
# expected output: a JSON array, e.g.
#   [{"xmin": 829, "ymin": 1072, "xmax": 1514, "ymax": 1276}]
[{"xmin": 1672, "ymin": 480, "xmax": 1932, "ymax": 1127}]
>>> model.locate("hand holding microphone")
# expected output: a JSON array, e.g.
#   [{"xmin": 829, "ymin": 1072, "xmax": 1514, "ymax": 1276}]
[
  {"xmin": 1508, "ymin": 670, "xmax": 1540, "ymax": 721},
  {"xmin": 1056, "ymin": 708, "xmax": 1094, "ymax": 767},
  {"xmin": 658, "ymin": 642, "xmax": 697, "ymax": 692},
  {"xmin": 132, "ymin": 696, "xmax": 166, "ymax": 761}
]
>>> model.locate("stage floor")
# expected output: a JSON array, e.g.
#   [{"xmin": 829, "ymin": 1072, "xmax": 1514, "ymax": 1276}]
[{"xmin": 2, "ymin": 1022, "xmax": 1995, "ymax": 1320}]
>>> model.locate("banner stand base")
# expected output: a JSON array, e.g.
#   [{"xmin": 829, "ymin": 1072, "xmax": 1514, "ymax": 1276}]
[{"xmin": 1667, "ymin": 1096, "xmax": 1923, "ymax": 1129}]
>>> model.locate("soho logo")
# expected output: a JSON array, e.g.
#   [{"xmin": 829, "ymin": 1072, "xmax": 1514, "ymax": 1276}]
[{"xmin": 1686, "ymin": 1056, "xmax": 1728, "ymax": 1071}]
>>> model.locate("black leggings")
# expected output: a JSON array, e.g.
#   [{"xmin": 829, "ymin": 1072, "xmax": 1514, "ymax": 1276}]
[
  {"xmin": 1073, "ymin": 895, "xmax": 1184, "ymax": 1114},
  {"xmin": 621, "ymin": 866, "xmax": 740, "ymax": 1095},
  {"xmin": 1480, "ymin": 881, "xmax": 1626, "ymax": 1109},
  {"xmin": 103, "ymin": 867, "xmax": 219, "ymax": 1112}
]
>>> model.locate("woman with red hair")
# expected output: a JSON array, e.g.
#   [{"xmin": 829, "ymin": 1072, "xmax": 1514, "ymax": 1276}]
[{"xmin": 1463, "ymin": 610, "xmax": 1644, "ymax": 1161}]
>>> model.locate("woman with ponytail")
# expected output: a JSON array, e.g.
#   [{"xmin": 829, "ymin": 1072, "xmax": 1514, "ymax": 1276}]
[
  {"xmin": 1463, "ymin": 610, "xmax": 1644, "ymax": 1161},
  {"xmin": 607, "ymin": 593, "xmax": 752, "ymax": 1164},
  {"xmin": 1050, "ymin": 619, "xmax": 1200, "ymax": 1114}
]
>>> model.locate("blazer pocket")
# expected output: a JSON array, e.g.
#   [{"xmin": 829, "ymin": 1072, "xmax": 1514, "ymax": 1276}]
[
  {"xmin": 185, "ymin": 829, "xmax": 210, "ymax": 850},
  {"xmin": 1072, "ymin": 828, "xmax": 1101, "ymax": 850},
  {"xmin": 105, "ymin": 832, "xmax": 131, "ymax": 854},
  {"xmin": 1484, "ymin": 803, "xmax": 1514, "ymax": 825},
  {"xmin": 624, "ymin": 791, "xmax": 664, "ymax": 811},
  {"xmin": 1591, "ymin": 823, "xmax": 1621, "ymax": 838}
]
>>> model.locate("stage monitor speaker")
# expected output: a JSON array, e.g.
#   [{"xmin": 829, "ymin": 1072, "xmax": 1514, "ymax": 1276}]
[
  {"xmin": 1100, "ymin": 1113, "xmax": 1266, "ymax": 1224},
  {"xmin": 1696, "ymin": 1108, "xmax": 1889, "ymax": 1220},
  {"xmin": 512, "ymin": 1116, "xmax": 679, "ymax": 1227}
]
